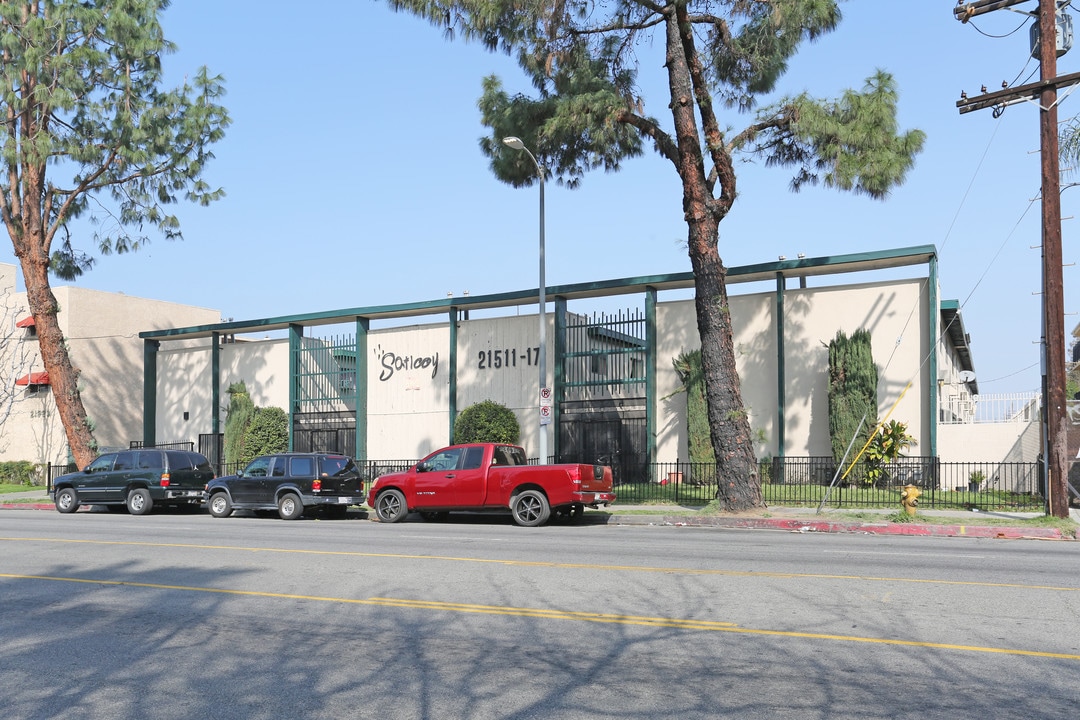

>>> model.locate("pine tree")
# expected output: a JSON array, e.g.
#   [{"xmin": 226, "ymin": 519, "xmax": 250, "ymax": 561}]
[
  {"xmin": 385, "ymin": 0, "xmax": 924, "ymax": 510},
  {"xmin": 0, "ymin": 2, "xmax": 229, "ymax": 466}
]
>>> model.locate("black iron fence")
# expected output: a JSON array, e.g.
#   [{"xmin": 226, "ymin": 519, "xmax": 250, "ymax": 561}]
[
  {"xmin": 617, "ymin": 457, "xmax": 1044, "ymax": 511},
  {"xmin": 45, "ymin": 454, "xmax": 1045, "ymax": 512},
  {"xmin": 45, "ymin": 462, "xmax": 77, "ymax": 491}
]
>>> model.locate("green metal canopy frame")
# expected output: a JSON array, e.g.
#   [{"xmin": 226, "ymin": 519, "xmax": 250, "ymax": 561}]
[{"xmin": 140, "ymin": 245, "xmax": 946, "ymax": 463}]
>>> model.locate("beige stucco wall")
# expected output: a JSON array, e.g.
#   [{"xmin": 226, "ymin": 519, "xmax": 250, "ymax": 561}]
[
  {"xmin": 455, "ymin": 314, "xmax": 553, "ymax": 459},
  {"xmin": 938, "ymin": 421, "xmax": 1039, "ymax": 466},
  {"xmin": 657, "ymin": 277, "xmax": 930, "ymax": 464},
  {"xmin": 156, "ymin": 338, "xmax": 291, "ymax": 448},
  {"xmin": 0, "ymin": 262, "xmax": 220, "ymax": 466},
  {"xmin": 367, "ymin": 323, "xmax": 451, "ymax": 459}
]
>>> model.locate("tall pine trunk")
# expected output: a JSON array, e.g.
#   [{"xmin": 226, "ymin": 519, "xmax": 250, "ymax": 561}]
[
  {"xmin": 8, "ymin": 201, "xmax": 97, "ymax": 468},
  {"xmin": 688, "ymin": 225, "xmax": 762, "ymax": 511},
  {"xmin": 666, "ymin": 9, "xmax": 761, "ymax": 511}
]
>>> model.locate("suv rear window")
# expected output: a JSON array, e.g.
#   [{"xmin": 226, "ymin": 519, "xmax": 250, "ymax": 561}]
[
  {"xmin": 165, "ymin": 451, "xmax": 192, "ymax": 471},
  {"xmin": 320, "ymin": 456, "xmax": 359, "ymax": 477}
]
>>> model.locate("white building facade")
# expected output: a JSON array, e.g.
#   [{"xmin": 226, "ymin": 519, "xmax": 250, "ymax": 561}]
[{"xmin": 142, "ymin": 246, "xmax": 1011, "ymax": 483}]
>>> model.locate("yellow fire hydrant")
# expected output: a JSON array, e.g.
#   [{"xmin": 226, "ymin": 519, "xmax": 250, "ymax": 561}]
[{"xmin": 900, "ymin": 484, "xmax": 921, "ymax": 516}]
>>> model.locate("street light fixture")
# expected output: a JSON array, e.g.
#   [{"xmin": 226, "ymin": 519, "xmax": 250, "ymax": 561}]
[{"xmin": 502, "ymin": 135, "xmax": 548, "ymax": 464}]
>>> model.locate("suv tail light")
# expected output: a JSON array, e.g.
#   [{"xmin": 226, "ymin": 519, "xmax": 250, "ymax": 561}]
[
  {"xmin": 160, "ymin": 473, "xmax": 171, "ymax": 487},
  {"xmin": 312, "ymin": 478, "xmax": 322, "ymax": 492}
]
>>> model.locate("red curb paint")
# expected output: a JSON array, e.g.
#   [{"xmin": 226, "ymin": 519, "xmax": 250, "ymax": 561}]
[{"xmin": 628, "ymin": 514, "xmax": 1067, "ymax": 540}]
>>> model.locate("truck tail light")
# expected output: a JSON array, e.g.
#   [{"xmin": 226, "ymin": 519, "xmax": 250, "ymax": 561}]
[
  {"xmin": 569, "ymin": 467, "xmax": 582, "ymax": 485},
  {"xmin": 160, "ymin": 474, "xmax": 171, "ymax": 487},
  {"xmin": 313, "ymin": 478, "xmax": 322, "ymax": 492}
]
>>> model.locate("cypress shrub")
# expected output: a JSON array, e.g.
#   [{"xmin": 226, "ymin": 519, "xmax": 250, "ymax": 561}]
[
  {"xmin": 827, "ymin": 329, "xmax": 878, "ymax": 469},
  {"xmin": 672, "ymin": 349, "xmax": 716, "ymax": 466},
  {"xmin": 224, "ymin": 381, "xmax": 255, "ymax": 465}
]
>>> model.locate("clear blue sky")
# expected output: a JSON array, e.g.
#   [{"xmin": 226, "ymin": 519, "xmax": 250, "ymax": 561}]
[{"xmin": 1, "ymin": 2, "xmax": 1074, "ymax": 395}]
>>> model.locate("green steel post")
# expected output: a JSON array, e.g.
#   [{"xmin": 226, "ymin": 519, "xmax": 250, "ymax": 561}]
[
  {"xmin": 554, "ymin": 296, "xmax": 567, "ymax": 461},
  {"xmin": 928, "ymin": 255, "xmax": 939, "ymax": 458},
  {"xmin": 775, "ymin": 273, "xmax": 786, "ymax": 459},
  {"xmin": 645, "ymin": 287, "xmax": 657, "ymax": 475},
  {"xmin": 289, "ymin": 323, "xmax": 302, "ymax": 451},
  {"xmin": 143, "ymin": 339, "xmax": 159, "ymax": 447},
  {"xmin": 211, "ymin": 333, "xmax": 220, "ymax": 442},
  {"xmin": 448, "ymin": 308, "xmax": 458, "ymax": 444},
  {"xmin": 356, "ymin": 317, "xmax": 369, "ymax": 463}
]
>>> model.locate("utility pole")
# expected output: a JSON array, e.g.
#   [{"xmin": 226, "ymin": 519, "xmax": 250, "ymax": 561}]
[{"xmin": 955, "ymin": 0, "xmax": 1074, "ymax": 517}]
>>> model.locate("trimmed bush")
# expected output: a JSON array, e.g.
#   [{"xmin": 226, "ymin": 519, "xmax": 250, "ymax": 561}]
[
  {"xmin": 454, "ymin": 400, "xmax": 520, "ymax": 444},
  {"xmin": 240, "ymin": 407, "xmax": 289, "ymax": 464}
]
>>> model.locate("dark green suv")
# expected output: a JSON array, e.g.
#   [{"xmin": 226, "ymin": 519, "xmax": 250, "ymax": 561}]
[
  {"xmin": 204, "ymin": 453, "xmax": 365, "ymax": 520},
  {"xmin": 52, "ymin": 449, "xmax": 215, "ymax": 515}
]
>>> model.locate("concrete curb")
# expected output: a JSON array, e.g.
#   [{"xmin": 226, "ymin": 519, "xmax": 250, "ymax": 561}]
[
  {"xmin": 606, "ymin": 513, "xmax": 1069, "ymax": 539},
  {"xmin": 1, "ymin": 500, "xmax": 1070, "ymax": 540}
]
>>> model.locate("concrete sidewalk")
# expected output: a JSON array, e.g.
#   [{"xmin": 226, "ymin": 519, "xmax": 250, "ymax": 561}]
[{"xmin": 3, "ymin": 488, "xmax": 1075, "ymax": 540}]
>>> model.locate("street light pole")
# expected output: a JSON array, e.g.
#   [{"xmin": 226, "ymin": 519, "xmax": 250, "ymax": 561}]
[{"xmin": 503, "ymin": 136, "xmax": 547, "ymax": 464}]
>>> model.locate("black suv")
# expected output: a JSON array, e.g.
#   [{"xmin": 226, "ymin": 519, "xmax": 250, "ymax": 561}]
[
  {"xmin": 52, "ymin": 449, "xmax": 214, "ymax": 515},
  {"xmin": 205, "ymin": 453, "xmax": 365, "ymax": 520}
]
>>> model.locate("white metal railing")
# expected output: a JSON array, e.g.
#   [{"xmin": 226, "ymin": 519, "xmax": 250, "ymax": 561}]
[{"xmin": 939, "ymin": 392, "xmax": 1041, "ymax": 425}]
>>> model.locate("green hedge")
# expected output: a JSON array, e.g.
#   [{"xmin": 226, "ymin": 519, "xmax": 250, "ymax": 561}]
[{"xmin": 0, "ymin": 461, "xmax": 42, "ymax": 486}]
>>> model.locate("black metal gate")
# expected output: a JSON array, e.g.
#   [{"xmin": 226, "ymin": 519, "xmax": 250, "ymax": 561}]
[
  {"xmin": 559, "ymin": 410, "xmax": 647, "ymax": 484},
  {"xmin": 292, "ymin": 332, "xmax": 358, "ymax": 456},
  {"xmin": 293, "ymin": 410, "xmax": 356, "ymax": 456},
  {"xmin": 557, "ymin": 308, "xmax": 648, "ymax": 482}
]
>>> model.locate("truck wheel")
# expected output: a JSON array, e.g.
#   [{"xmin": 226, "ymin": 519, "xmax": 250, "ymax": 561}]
[
  {"xmin": 511, "ymin": 490, "xmax": 550, "ymax": 527},
  {"xmin": 278, "ymin": 493, "xmax": 304, "ymax": 520},
  {"xmin": 374, "ymin": 489, "xmax": 408, "ymax": 523},
  {"xmin": 208, "ymin": 492, "xmax": 233, "ymax": 518},
  {"xmin": 54, "ymin": 487, "xmax": 79, "ymax": 514},
  {"xmin": 127, "ymin": 488, "xmax": 153, "ymax": 516}
]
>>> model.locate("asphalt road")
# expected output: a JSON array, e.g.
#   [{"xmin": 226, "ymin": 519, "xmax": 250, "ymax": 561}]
[{"xmin": 2, "ymin": 510, "xmax": 1079, "ymax": 720}]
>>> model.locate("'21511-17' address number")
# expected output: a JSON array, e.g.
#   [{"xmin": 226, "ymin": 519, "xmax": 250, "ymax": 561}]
[{"xmin": 478, "ymin": 347, "xmax": 540, "ymax": 369}]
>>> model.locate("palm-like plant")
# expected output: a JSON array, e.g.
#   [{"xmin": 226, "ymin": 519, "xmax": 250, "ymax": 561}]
[{"xmin": 864, "ymin": 420, "xmax": 917, "ymax": 486}]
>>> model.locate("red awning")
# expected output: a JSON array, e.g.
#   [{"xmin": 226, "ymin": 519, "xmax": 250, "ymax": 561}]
[
  {"xmin": 14, "ymin": 372, "xmax": 49, "ymax": 386},
  {"xmin": 15, "ymin": 316, "xmax": 35, "ymax": 328}
]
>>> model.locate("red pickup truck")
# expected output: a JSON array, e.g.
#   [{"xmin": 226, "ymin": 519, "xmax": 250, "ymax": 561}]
[{"xmin": 366, "ymin": 443, "xmax": 615, "ymax": 526}]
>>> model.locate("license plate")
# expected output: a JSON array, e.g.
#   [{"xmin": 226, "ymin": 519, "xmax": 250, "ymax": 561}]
[{"xmin": 337, "ymin": 497, "xmax": 349, "ymax": 504}]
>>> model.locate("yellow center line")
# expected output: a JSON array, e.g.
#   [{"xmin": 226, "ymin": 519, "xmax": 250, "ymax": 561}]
[
  {"xmin": 1, "ymin": 536, "xmax": 1077, "ymax": 592},
  {"xmin": 3, "ymin": 571, "xmax": 1079, "ymax": 661}
]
